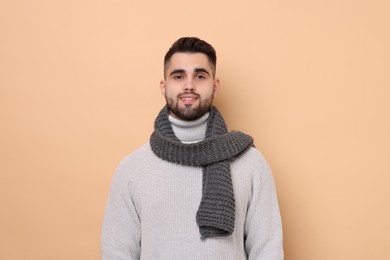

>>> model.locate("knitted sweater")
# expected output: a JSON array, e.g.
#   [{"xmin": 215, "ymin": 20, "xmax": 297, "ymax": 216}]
[{"xmin": 101, "ymin": 114, "xmax": 284, "ymax": 260}]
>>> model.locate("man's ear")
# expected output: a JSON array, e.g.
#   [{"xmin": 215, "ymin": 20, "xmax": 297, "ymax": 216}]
[
  {"xmin": 213, "ymin": 78, "xmax": 221, "ymax": 98},
  {"xmin": 160, "ymin": 80, "xmax": 166, "ymax": 96}
]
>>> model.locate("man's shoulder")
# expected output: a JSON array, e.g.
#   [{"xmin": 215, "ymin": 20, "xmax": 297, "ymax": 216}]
[
  {"xmin": 236, "ymin": 146, "xmax": 268, "ymax": 163},
  {"xmin": 119, "ymin": 142, "xmax": 152, "ymax": 163},
  {"xmin": 232, "ymin": 146, "xmax": 272, "ymax": 175},
  {"xmin": 118, "ymin": 142, "xmax": 155, "ymax": 169},
  {"xmin": 111, "ymin": 142, "xmax": 156, "ymax": 185}
]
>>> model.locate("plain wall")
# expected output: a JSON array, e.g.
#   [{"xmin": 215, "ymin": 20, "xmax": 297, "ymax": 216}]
[{"xmin": 1, "ymin": 0, "xmax": 389, "ymax": 259}]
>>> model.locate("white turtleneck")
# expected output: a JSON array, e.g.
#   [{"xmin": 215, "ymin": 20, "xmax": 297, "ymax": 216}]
[{"xmin": 168, "ymin": 112, "xmax": 209, "ymax": 144}]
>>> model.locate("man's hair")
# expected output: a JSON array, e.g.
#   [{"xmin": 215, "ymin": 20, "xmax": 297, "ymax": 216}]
[{"xmin": 164, "ymin": 37, "xmax": 217, "ymax": 78}]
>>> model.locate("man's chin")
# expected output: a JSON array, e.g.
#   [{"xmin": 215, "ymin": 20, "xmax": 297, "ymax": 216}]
[{"xmin": 171, "ymin": 107, "xmax": 206, "ymax": 121}]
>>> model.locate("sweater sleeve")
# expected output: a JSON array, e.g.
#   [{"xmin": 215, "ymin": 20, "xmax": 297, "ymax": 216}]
[
  {"xmin": 244, "ymin": 153, "xmax": 284, "ymax": 260},
  {"xmin": 101, "ymin": 166, "xmax": 141, "ymax": 260}
]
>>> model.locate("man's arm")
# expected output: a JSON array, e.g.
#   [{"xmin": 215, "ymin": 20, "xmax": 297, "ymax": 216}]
[
  {"xmin": 244, "ymin": 152, "xmax": 284, "ymax": 260},
  {"xmin": 101, "ymin": 170, "xmax": 141, "ymax": 260}
]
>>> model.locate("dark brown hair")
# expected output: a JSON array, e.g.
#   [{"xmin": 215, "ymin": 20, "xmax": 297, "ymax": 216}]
[{"xmin": 164, "ymin": 37, "xmax": 217, "ymax": 78}]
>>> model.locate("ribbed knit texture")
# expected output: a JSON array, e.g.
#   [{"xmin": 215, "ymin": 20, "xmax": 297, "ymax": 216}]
[
  {"xmin": 150, "ymin": 106, "xmax": 253, "ymax": 238},
  {"xmin": 169, "ymin": 112, "xmax": 209, "ymax": 143},
  {"xmin": 101, "ymin": 144, "xmax": 284, "ymax": 260}
]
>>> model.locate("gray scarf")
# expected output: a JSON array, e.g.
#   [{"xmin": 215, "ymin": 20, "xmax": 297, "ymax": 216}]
[{"xmin": 150, "ymin": 105, "xmax": 253, "ymax": 238}]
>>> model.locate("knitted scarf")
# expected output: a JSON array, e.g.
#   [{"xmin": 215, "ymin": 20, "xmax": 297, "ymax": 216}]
[{"xmin": 150, "ymin": 105, "xmax": 254, "ymax": 239}]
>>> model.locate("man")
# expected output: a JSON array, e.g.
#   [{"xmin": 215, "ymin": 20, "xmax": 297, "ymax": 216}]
[{"xmin": 101, "ymin": 37, "xmax": 284, "ymax": 259}]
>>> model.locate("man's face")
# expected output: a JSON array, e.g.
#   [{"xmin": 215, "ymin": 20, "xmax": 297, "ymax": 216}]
[{"xmin": 160, "ymin": 52, "xmax": 220, "ymax": 121}]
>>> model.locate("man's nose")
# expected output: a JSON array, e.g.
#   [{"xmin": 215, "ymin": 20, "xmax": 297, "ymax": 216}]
[{"xmin": 184, "ymin": 78, "xmax": 195, "ymax": 92}]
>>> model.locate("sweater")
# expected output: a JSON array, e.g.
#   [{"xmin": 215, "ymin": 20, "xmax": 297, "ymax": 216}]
[{"xmin": 101, "ymin": 114, "xmax": 284, "ymax": 260}]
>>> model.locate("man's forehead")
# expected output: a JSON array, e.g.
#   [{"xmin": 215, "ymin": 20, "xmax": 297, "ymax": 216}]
[{"xmin": 167, "ymin": 53, "xmax": 212, "ymax": 72}]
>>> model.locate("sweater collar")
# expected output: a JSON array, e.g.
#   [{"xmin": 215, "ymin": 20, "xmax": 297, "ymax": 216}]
[{"xmin": 168, "ymin": 112, "xmax": 209, "ymax": 144}]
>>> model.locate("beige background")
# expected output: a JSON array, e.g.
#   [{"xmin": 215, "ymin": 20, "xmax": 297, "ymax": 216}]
[{"xmin": 1, "ymin": 0, "xmax": 389, "ymax": 259}]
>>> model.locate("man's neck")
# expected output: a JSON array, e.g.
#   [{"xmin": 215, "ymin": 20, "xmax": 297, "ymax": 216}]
[{"xmin": 168, "ymin": 113, "xmax": 209, "ymax": 144}]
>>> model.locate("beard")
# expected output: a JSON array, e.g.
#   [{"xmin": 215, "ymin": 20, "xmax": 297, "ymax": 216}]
[{"xmin": 165, "ymin": 92, "xmax": 213, "ymax": 121}]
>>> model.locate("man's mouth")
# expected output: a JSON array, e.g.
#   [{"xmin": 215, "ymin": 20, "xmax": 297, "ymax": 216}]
[
  {"xmin": 181, "ymin": 96, "xmax": 197, "ymax": 101},
  {"xmin": 179, "ymin": 94, "xmax": 199, "ymax": 103}
]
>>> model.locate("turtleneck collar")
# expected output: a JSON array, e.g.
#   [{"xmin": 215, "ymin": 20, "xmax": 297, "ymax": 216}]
[{"xmin": 168, "ymin": 112, "xmax": 209, "ymax": 144}]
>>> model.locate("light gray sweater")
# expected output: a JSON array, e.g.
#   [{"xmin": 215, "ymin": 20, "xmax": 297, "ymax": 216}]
[{"xmin": 101, "ymin": 114, "xmax": 284, "ymax": 259}]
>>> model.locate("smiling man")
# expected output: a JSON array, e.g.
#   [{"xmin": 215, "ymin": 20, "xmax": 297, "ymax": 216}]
[
  {"xmin": 101, "ymin": 37, "xmax": 284, "ymax": 260},
  {"xmin": 161, "ymin": 51, "xmax": 219, "ymax": 121}
]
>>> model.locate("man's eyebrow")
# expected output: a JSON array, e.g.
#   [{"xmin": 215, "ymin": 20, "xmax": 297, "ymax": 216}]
[
  {"xmin": 170, "ymin": 69, "xmax": 185, "ymax": 76},
  {"xmin": 169, "ymin": 68, "xmax": 210, "ymax": 76},
  {"xmin": 194, "ymin": 68, "xmax": 210, "ymax": 75}
]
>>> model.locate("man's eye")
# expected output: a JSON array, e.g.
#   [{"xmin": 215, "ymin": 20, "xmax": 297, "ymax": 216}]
[
  {"xmin": 174, "ymin": 75, "xmax": 183, "ymax": 79},
  {"xmin": 196, "ymin": 74, "xmax": 206, "ymax": 79}
]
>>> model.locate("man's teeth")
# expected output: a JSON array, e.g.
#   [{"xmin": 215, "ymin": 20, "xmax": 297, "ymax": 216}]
[{"xmin": 181, "ymin": 97, "xmax": 196, "ymax": 100}]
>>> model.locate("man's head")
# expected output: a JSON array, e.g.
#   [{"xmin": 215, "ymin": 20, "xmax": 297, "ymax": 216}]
[{"xmin": 160, "ymin": 37, "xmax": 220, "ymax": 121}]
